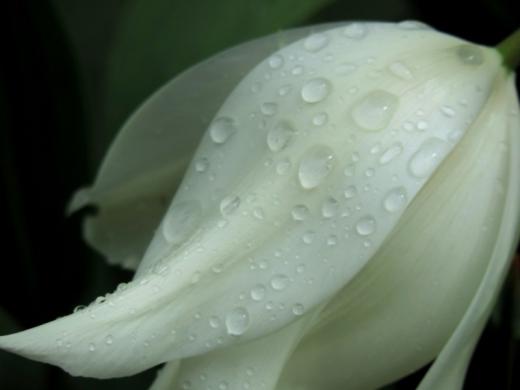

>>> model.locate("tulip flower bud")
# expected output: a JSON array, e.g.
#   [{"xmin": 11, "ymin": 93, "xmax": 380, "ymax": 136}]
[{"xmin": 1, "ymin": 21, "xmax": 519, "ymax": 390}]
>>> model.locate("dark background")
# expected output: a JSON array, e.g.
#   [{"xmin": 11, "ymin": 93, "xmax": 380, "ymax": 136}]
[{"xmin": 1, "ymin": 0, "xmax": 519, "ymax": 389}]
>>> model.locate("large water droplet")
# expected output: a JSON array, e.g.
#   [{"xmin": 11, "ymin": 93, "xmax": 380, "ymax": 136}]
[
  {"xmin": 304, "ymin": 33, "xmax": 329, "ymax": 52},
  {"xmin": 225, "ymin": 307, "xmax": 250, "ymax": 336},
  {"xmin": 210, "ymin": 117, "xmax": 237, "ymax": 144},
  {"xmin": 383, "ymin": 187, "xmax": 408, "ymax": 212},
  {"xmin": 379, "ymin": 143, "xmax": 403, "ymax": 165},
  {"xmin": 351, "ymin": 90, "xmax": 398, "ymax": 131},
  {"xmin": 268, "ymin": 54, "xmax": 284, "ymax": 69},
  {"xmin": 298, "ymin": 145, "xmax": 336, "ymax": 189},
  {"xmin": 356, "ymin": 216, "xmax": 377, "ymax": 236},
  {"xmin": 343, "ymin": 23, "xmax": 367, "ymax": 39},
  {"xmin": 408, "ymin": 138, "xmax": 448, "ymax": 178},
  {"xmin": 163, "ymin": 201, "xmax": 202, "ymax": 243},
  {"xmin": 267, "ymin": 122, "xmax": 294, "ymax": 152},
  {"xmin": 292, "ymin": 204, "xmax": 310, "ymax": 221},
  {"xmin": 388, "ymin": 61, "xmax": 413, "ymax": 80},
  {"xmin": 270, "ymin": 274, "xmax": 289, "ymax": 291},
  {"xmin": 301, "ymin": 78, "xmax": 331, "ymax": 103},
  {"xmin": 220, "ymin": 195, "xmax": 241, "ymax": 216},
  {"xmin": 456, "ymin": 44, "xmax": 484, "ymax": 66}
]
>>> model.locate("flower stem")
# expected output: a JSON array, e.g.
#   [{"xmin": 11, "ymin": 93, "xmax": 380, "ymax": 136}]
[{"xmin": 497, "ymin": 27, "xmax": 520, "ymax": 71}]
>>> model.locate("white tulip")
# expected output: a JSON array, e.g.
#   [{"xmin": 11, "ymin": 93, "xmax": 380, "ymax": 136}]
[{"xmin": 1, "ymin": 21, "xmax": 519, "ymax": 390}]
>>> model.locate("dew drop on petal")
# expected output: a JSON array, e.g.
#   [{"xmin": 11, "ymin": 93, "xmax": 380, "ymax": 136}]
[
  {"xmin": 292, "ymin": 204, "xmax": 310, "ymax": 221},
  {"xmin": 195, "ymin": 158, "xmax": 209, "ymax": 173},
  {"xmin": 225, "ymin": 307, "xmax": 250, "ymax": 336},
  {"xmin": 276, "ymin": 158, "xmax": 292, "ymax": 175},
  {"xmin": 351, "ymin": 90, "xmax": 398, "ymax": 131},
  {"xmin": 292, "ymin": 303, "xmax": 305, "ymax": 316},
  {"xmin": 379, "ymin": 143, "xmax": 403, "ymax": 165},
  {"xmin": 278, "ymin": 84, "xmax": 292, "ymax": 96},
  {"xmin": 271, "ymin": 274, "xmax": 289, "ymax": 291},
  {"xmin": 344, "ymin": 185, "xmax": 357, "ymax": 199},
  {"xmin": 388, "ymin": 61, "xmax": 413, "ymax": 80},
  {"xmin": 343, "ymin": 23, "xmax": 367, "ymax": 39},
  {"xmin": 456, "ymin": 44, "xmax": 484, "ymax": 66},
  {"xmin": 220, "ymin": 195, "xmax": 241, "ymax": 216},
  {"xmin": 301, "ymin": 78, "xmax": 331, "ymax": 103},
  {"xmin": 322, "ymin": 197, "xmax": 339, "ymax": 218},
  {"xmin": 383, "ymin": 187, "xmax": 408, "ymax": 212},
  {"xmin": 250, "ymin": 284, "xmax": 266, "ymax": 301},
  {"xmin": 302, "ymin": 230, "xmax": 315, "ymax": 244},
  {"xmin": 268, "ymin": 54, "xmax": 284, "ymax": 69},
  {"xmin": 408, "ymin": 138, "xmax": 448, "ymax": 178},
  {"xmin": 298, "ymin": 145, "xmax": 336, "ymax": 189},
  {"xmin": 312, "ymin": 112, "xmax": 329, "ymax": 126},
  {"xmin": 304, "ymin": 33, "xmax": 329, "ymax": 52},
  {"xmin": 267, "ymin": 122, "xmax": 294, "ymax": 152},
  {"xmin": 210, "ymin": 117, "xmax": 237, "ymax": 144},
  {"xmin": 261, "ymin": 102, "xmax": 278, "ymax": 116},
  {"xmin": 356, "ymin": 216, "xmax": 377, "ymax": 236}
]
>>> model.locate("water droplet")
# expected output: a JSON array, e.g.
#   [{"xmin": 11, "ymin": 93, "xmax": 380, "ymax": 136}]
[
  {"xmin": 291, "ymin": 204, "xmax": 310, "ymax": 221},
  {"xmin": 301, "ymin": 78, "xmax": 331, "ymax": 103},
  {"xmin": 408, "ymin": 138, "xmax": 448, "ymax": 178},
  {"xmin": 195, "ymin": 158, "xmax": 209, "ymax": 172},
  {"xmin": 210, "ymin": 117, "xmax": 237, "ymax": 144},
  {"xmin": 261, "ymin": 102, "xmax": 278, "ymax": 116},
  {"xmin": 253, "ymin": 207, "xmax": 265, "ymax": 220},
  {"xmin": 379, "ymin": 143, "xmax": 403, "ymax": 165},
  {"xmin": 365, "ymin": 168, "xmax": 375, "ymax": 177},
  {"xmin": 417, "ymin": 120, "xmax": 428, "ymax": 130},
  {"xmin": 292, "ymin": 303, "xmax": 305, "ymax": 316},
  {"xmin": 388, "ymin": 61, "xmax": 413, "ymax": 80},
  {"xmin": 356, "ymin": 216, "xmax": 377, "ymax": 236},
  {"xmin": 271, "ymin": 274, "xmax": 289, "ymax": 291},
  {"xmin": 278, "ymin": 84, "xmax": 292, "ymax": 96},
  {"xmin": 335, "ymin": 62, "xmax": 357, "ymax": 75},
  {"xmin": 343, "ymin": 23, "xmax": 367, "ymax": 39},
  {"xmin": 298, "ymin": 145, "xmax": 336, "ymax": 189},
  {"xmin": 163, "ymin": 201, "xmax": 202, "ymax": 243},
  {"xmin": 344, "ymin": 185, "xmax": 357, "ymax": 199},
  {"xmin": 291, "ymin": 65, "xmax": 304, "ymax": 75},
  {"xmin": 351, "ymin": 90, "xmax": 398, "ymax": 131},
  {"xmin": 88, "ymin": 343, "xmax": 96, "ymax": 352},
  {"xmin": 327, "ymin": 234, "xmax": 338, "ymax": 246},
  {"xmin": 275, "ymin": 158, "xmax": 292, "ymax": 175},
  {"xmin": 440, "ymin": 105, "xmax": 456, "ymax": 117},
  {"xmin": 383, "ymin": 187, "xmax": 408, "ymax": 212},
  {"xmin": 209, "ymin": 315, "xmax": 221, "ymax": 328},
  {"xmin": 218, "ymin": 381, "xmax": 229, "ymax": 390},
  {"xmin": 304, "ymin": 33, "xmax": 329, "ymax": 52},
  {"xmin": 225, "ymin": 307, "xmax": 250, "ymax": 336},
  {"xmin": 322, "ymin": 197, "xmax": 339, "ymax": 218},
  {"xmin": 343, "ymin": 163, "xmax": 355, "ymax": 177},
  {"xmin": 250, "ymin": 284, "xmax": 266, "ymax": 301},
  {"xmin": 220, "ymin": 195, "xmax": 241, "ymax": 216},
  {"xmin": 302, "ymin": 230, "xmax": 315, "ymax": 244},
  {"xmin": 312, "ymin": 112, "xmax": 328, "ymax": 126},
  {"xmin": 267, "ymin": 122, "xmax": 294, "ymax": 152},
  {"xmin": 268, "ymin": 54, "xmax": 284, "ymax": 69},
  {"xmin": 456, "ymin": 44, "xmax": 484, "ymax": 66},
  {"xmin": 104, "ymin": 335, "xmax": 113, "ymax": 345}
]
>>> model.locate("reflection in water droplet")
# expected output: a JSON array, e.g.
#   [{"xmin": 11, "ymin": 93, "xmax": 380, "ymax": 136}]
[
  {"xmin": 301, "ymin": 78, "xmax": 331, "ymax": 103},
  {"xmin": 267, "ymin": 122, "xmax": 294, "ymax": 152},
  {"xmin": 225, "ymin": 307, "xmax": 250, "ymax": 336},
  {"xmin": 383, "ymin": 187, "xmax": 408, "ymax": 212},
  {"xmin": 210, "ymin": 117, "xmax": 237, "ymax": 143},
  {"xmin": 456, "ymin": 44, "xmax": 484, "ymax": 66},
  {"xmin": 356, "ymin": 216, "xmax": 376, "ymax": 236},
  {"xmin": 298, "ymin": 145, "xmax": 336, "ymax": 189},
  {"xmin": 351, "ymin": 90, "xmax": 398, "ymax": 131},
  {"xmin": 220, "ymin": 195, "xmax": 241, "ymax": 216},
  {"xmin": 408, "ymin": 138, "xmax": 448, "ymax": 178},
  {"xmin": 304, "ymin": 33, "xmax": 329, "ymax": 52}
]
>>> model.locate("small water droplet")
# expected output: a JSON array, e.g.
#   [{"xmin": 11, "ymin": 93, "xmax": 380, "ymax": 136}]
[
  {"xmin": 388, "ymin": 61, "xmax": 413, "ymax": 80},
  {"xmin": 250, "ymin": 284, "xmax": 266, "ymax": 301},
  {"xmin": 302, "ymin": 230, "xmax": 315, "ymax": 244},
  {"xmin": 356, "ymin": 216, "xmax": 377, "ymax": 236},
  {"xmin": 304, "ymin": 33, "xmax": 329, "ymax": 52},
  {"xmin": 225, "ymin": 307, "xmax": 250, "ymax": 336},
  {"xmin": 253, "ymin": 207, "xmax": 265, "ymax": 220},
  {"xmin": 312, "ymin": 112, "xmax": 328, "ymax": 126},
  {"xmin": 344, "ymin": 185, "xmax": 357, "ymax": 199},
  {"xmin": 408, "ymin": 138, "xmax": 448, "ymax": 178},
  {"xmin": 322, "ymin": 197, "xmax": 339, "ymax": 218},
  {"xmin": 291, "ymin": 65, "xmax": 304, "ymax": 75},
  {"xmin": 261, "ymin": 102, "xmax": 278, "ymax": 116},
  {"xmin": 209, "ymin": 315, "xmax": 221, "ymax": 328},
  {"xmin": 267, "ymin": 122, "xmax": 294, "ymax": 152},
  {"xmin": 440, "ymin": 105, "xmax": 456, "ymax": 117},
  {"xmin": 278, "ymin": 84, "xmax": 292, "ymax": 96},
  {"xmin": 383, "ymin": 187, "xmax": 408, "ymax": 212},
  {"xmin": 210, "ymin": 117, "xmax": 237, "ymax": 144},
  {"xmin": 220, "ymin": 195, "xmax": 241, "ymax": 216},
  {"xmin": 88, "ymin": 343, "xmax": 96, "ymax": 352},
  {"xmin": 195, "ymin": 158, "xmax": 209, "ymax": 172},
  {"xmin": 291, "ymin": 204, "xmax": 310, "ymax": 221},
  {"xmin": 351, "ymin": 90, "xmax": 398, "ymax": 131},
  {"xmin": 456, "ymin": 44, "xmax": 484, "ymax": 66},
  {"xmin": 275, "ymin": 158, "xmax": 292, "ymax": 175},
  {"xmin": 292, "ymin": 303, "xmax": 305, "ymax": 315},
  {"xmin": 268, "ymin": 54, "xmax": 284, "ymax": 69},
  {"xmin": 218, "ymin": 381, "xmax": 229, "ymax": 390},
  {"xmin": 104, "ymin": 335, "xmax": 113, "ymax": 345},
  {"xmin": 301, "ymin": 78, "xmax": 331, "ymax": 103},
  {"xmin": 379, "ymin": 143, "xmax": 403, "ymax": 165},
  {"xmin": 271, "ymin": 274, "xmax": 289, "ymax": 291},
  {"xmin": 298, "ymin": 145, "xmax": 336, "ymax": 189},
  {"xmin": 417, "ymin": 120, "xmax": 428, "ymax": 130},
  {"xmin": 343, "ymin": 23, "xmax": 367, "ymax": 39}
]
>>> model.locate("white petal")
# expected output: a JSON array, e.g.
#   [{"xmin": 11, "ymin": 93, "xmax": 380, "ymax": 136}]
[
  {"xmin": 277, "ymin": 72, "xmax": 517, "ymax": 389},
  {"xmin": 69, "ymin": 25, "xmax": 339, "ymax": 270},
  {"xmin": 417, "ymin": 75, "xmax": 520, "ymax": 390}
]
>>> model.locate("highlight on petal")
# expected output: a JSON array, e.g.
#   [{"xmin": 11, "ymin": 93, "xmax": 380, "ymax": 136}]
[{"xmin": 277, "ymin": 72, "xmax": 517, "ymax": 389}]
